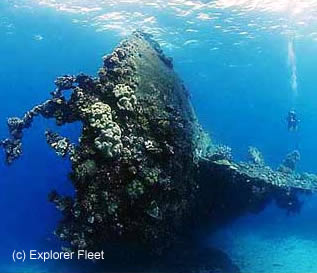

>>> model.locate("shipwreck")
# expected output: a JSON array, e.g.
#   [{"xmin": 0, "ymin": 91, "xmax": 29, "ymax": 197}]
[{"xmin": 1, "ymin": 31, "xmax": 315, "ymax": 272}]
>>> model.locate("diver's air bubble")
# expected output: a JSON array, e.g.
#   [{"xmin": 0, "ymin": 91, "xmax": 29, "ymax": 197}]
[{"xmin": 288, "ymin": 38, "xmax": 298, "ymax": 96}]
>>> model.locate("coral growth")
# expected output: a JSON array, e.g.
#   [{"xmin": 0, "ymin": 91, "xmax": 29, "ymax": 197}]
[
  {"xmin": 82, "ymin": 101, "xmax": 123, "ymax": 158},
  {"xmin": 248, "ymin": 146, "xmax": 265, "ymax": 165},
  {"xmin": 209, "ymin": 144, "xmax": 233, "ymax": 162},
  {"xmin": 45, "ymin": 130, "xmax": 75, "ymax": 157},
  {"xmin": 279, "ymin": 150, "xmax": 301, "ymax": 172},
  {"xmin": 113, "ymin": 84, "xmax": 137, "ymax": 111}
]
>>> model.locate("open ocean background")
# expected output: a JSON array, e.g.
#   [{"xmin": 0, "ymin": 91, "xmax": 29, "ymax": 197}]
[{"xmin": 2, "ymin": 0, "xmax": 317, "ymax": 272}]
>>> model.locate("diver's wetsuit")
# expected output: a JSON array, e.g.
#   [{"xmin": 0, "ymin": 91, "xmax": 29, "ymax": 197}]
[{"xmin": 287, "ymin": 110, "xmax": 299, "ymax": 131}]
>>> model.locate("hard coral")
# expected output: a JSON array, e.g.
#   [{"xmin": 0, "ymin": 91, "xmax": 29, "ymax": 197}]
[{"xmin": 113, "ymin": 84, "xmax": 137, "ymax": 111}]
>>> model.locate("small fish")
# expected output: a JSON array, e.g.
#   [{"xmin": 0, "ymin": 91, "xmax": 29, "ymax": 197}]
[{"xmin": 33, "ymin": 34, "xmax": 44, "ymax": 41}]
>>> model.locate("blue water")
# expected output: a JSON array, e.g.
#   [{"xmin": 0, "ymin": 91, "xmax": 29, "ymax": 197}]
[{"xmin": 2, "ymin": 0, "xmax": 317, "ymax": 272}]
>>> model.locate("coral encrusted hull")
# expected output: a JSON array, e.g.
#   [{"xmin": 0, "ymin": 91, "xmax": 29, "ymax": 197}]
[
  {"xmin": 1, "ymin": 32, "xmax": 207, "ymax": 252},
  {"xmin": 0, "ymin": 31, "xmax": 315, "ymax": 254}
]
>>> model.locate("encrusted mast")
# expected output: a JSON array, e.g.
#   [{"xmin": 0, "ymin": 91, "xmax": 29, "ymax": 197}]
[{"xmin": 1, "ymin": 31, "xmax": 316, "ymax": 254}]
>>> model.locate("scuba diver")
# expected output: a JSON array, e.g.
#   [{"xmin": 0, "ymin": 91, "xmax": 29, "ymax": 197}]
[{"xmin": 287, "ymin": 110, "xmax": 300, "ymax": 131}]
